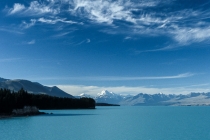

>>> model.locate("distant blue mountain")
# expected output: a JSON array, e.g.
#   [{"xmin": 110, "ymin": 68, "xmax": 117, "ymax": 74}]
[
  {"xmin": 0, "ymin": 77, "xmax": 7, "ymax": 82},
  {"xmin": 0, "ymin": 78, "xmax": 74, "ymax": 98}
]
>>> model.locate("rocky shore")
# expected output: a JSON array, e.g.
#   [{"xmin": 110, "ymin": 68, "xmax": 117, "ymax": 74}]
[{"xmin": 0, "ymin": 106, "xmax": 46, "ymax": 118}]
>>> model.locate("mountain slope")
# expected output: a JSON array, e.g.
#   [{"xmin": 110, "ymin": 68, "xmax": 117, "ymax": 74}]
[
  {"xmin": 120, "ymin": 93, "xmax": 176, "ymax": 106},
  {"xmin": 163, "ymin": 93, "xmax": 210, "ymax": 106},
  {"xmin": 0, "ymin": 78, "xmax": 74, "ymax": 98},
  {"xmin": 0, "ymin": 77, "xmax": 7, "ymax": 82}
]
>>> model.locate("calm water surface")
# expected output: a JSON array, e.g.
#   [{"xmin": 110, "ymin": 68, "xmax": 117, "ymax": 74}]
[{"xmin": 1, "ymin": 106, "xmax": 210, "ymax": 140}]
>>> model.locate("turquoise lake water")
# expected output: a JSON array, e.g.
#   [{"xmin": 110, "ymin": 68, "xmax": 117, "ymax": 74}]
[{"xmin": 1, "ymin": 106, "xmax": 210, "ymax": 140}]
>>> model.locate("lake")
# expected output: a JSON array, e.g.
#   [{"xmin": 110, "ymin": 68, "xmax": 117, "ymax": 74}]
[{"xmin": 1, "ymin": 106, "xmax": 210, "ymax": 140}]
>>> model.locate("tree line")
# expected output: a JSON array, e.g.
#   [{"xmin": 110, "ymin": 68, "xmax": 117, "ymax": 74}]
[{"xmin": 0, "ymin": 88, "xmax": 95, "ymax": 114}]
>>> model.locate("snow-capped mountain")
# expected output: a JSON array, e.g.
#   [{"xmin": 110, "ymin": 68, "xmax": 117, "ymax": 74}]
[
  {"xmin": 97, "ymin": 90, "xmax": 122, "ymax": 98},
  {"xmin": 0, "ymin": 78, "xmax": 74, "ymax": 98},
  {"xmin": 75, "ymin": 90, "xmax": 126, "ymax": 104},
  {"xmin": 79, "ymin": 93, "xmax": 92, "ymax": 98},
  {"xmin": 95, "ymin": 90, "xmax": 124, "ymax": 104},
  {"xmin": 94, "ymin": 90, "xmax": 175, "ymax": 105}
]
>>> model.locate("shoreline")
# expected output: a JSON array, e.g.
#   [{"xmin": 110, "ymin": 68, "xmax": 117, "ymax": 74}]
[{"xmin": 0, "ymin": 111, "xmax": 47, "ymax": 119}]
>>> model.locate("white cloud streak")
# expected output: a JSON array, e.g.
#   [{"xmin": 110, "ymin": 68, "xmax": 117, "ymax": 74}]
[
  {"xmin": 52, "ymin": 32, "xmax": 71, "ymax": 37},
  {"xmin": 135, "ymin": 45, "xmax": 179, "ymax": 53},
  {"xmin": 0, "ymin": 58, "xmax": 22, "ymax": 62},
  {"xmin": 21, "ymin": 19, "xmax": 36, "ymax": 29},
  {"xmin": 32, "ymin": 73, "xmax": 194, "ymax": 81},
  {"xmin": 19, "ymin": 17, "xmax": 80, "ymax": 29},
  {"xmin": 38, "ymin": 17, "xmax": 79, "ymax": 24},
  {"xmin": 0, "ymin": 27, "xmax": 24, "ymax": 34},
  {"xmin": 64, "ymin": 73, "xmax": 194, "ymax": 81},
  {"xmin": 27, "ymin": 40, "xmax": 36, "ymax": 45},
  {"xmin": 73, "ymin": 39, "xmax": 91, "ymax": 46}
]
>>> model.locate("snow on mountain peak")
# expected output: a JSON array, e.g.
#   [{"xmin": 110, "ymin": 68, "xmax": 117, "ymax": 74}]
[
  {"xmin": 79, "ymin": 93, "xmax": 91, "ymax": 98},
  {"xmin": 96, "ymin": 90, "xmax": 123, "ymax": 99},
  {"xmin": 80, "ymin": 93, "xmax": 86, "ymax": 96},
  {"xmin": 98, "ymin": 90, "xmax": 112, "ymax": 96}
]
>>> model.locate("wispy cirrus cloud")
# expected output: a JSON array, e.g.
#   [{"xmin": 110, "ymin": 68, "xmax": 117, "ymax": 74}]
[
  {"xmin": 66, "ymin": 73, "xmax": 194, "ymax": 81},
  {"xmin": 8, "ymin": 3, "xmax": 25, "ymax": 15},
  {"xmin": 20, "ymin": 17, "xmax": 81, "ymax": 29},
  {"xmin": 7, "ymin": 1, "xmax": 60, "ymax": 15},
  {"xmin": 0, "ymin": 58, "xmax": 22, "ymax": 62},
  {"xmin": 4, "ymin": 0, "xmax": 210, "ymax": 48},
  {"xmin": 0, "ymin": 27, "xmax": 24, "ymax": 34},
  {"xmin": 37, "ymin": 17, "xmax": 80, "ymax": 24},
  {"xmin": 69, "ymin": 0, "xmax": 134, "ymax": 24},
  {"xmin": 68, "ymin": 0, "xmax": 210, "ymax": 47},
  {"xmin": 171, "ymin": 27, "xmax": 210, "ymax": 45},
  {"xmin": 69, "ymin": 0, "xmax": 172, "ymax": 26},
  {"xmin": 134, "ymin": 45, "xmax": 180, "ymax": 54},
  {"xmin": 52, "ymin": 32, "xmax": 71, "ymax": 37},
  {"xmin": 20, "ymin": 19, "xmax": 36, "ymax": 29},
  {"xmin": 75, "ymin": 39, "xmax": 91, "ymax": 45}
]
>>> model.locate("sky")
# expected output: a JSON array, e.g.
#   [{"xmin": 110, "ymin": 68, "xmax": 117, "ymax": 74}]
[{"xmin": 0, "ymin": 0, "xmax": 210, "ymax": 96}]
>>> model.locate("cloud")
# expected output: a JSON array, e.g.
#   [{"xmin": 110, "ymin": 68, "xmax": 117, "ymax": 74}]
[
  {"xmin": 0, "ymin": 27, "xmax": 24, "ymax": 34},
  {"xmin": 62, "ymin": 73, "xmax": 194, "ymax": 81},
  {"xmin": 27, "ymin": 1, "xmax": 60, "ymax": 15},
  {"xmin": 68, "ymin": 0, "xmax": 174, "ymax": 29},
  {"xmin": 68, "ymin": 0, "xmax": 210, "ymax": 45},
  {"xmin": 172, "ymin": 27, "xmax": 210, "ymax": 45},
  {"xmin": 70, "ymin": 0, "xmax": 135, "ymax": 24},
  {"xmin": 124, "ymin": 36, "xmax": 132, "ymax": 40},
  {"xmin": 21, "ymin": 19, "xmax": 36, "ymax": 29},
  {"xmin": 86, "ymin": 39, "xmax": 91, "ymax": 43},
  {"xmin": 74, "ymin": 39, "xmax": 91, "ymax": 46},
  {"xmin": 27, "ymin": 40, "xmax": 36, "ymax": 45},
  {"xmin": 134, "ymin": 45, "xmax": 179, "ymax": 53},
  {"xmin": 33, "ymin": 73, "xmax": 194, "ymax": 82},
  {"xmin": 38, "ymin": 17, "xmax": 79, "ymax": 24},
  {"xmin": 5, "ymin": 0, "xmax": 210, "ymax": 48},
  {"xmin": 7, "ymin": 1, "xmax": 60, "ymax": 16},
  {"xmin": 52, "ymin": 32, "xmax": 71, "ymax": 37},
  {"xmin": 19, "ymin": 17, "xmax": 80, "ymax": 30},
  {"xmin": 8, "ymin": 3, "xmax": 25, "ymax": 14},
  {"xmin": 56, "ymin": 84, "xmax": 210, "ymax": 96},
  {"xmin": 0, "ymin": 58, "xmax": 22, "ymax": 62}
]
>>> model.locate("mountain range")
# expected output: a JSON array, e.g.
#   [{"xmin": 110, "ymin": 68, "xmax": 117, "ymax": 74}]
[
  {"xmin": 0, "ymin": 77, "xmax": 74, "ymax": 98},
  {"xmin": 1, "ymin": 77, "xmax": 210, "ymax": 106},
  {"xmin": 79, "ymin": 90, "xmax": 210, "ymax": 106}
]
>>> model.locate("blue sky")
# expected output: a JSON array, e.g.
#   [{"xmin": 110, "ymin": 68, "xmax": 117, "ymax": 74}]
[{"xmin": 0, "ymin": 0, "xmax": 210, "ymax": 95}]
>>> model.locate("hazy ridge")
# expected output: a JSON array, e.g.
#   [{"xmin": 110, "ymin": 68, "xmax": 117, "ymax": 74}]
[{"xmin": 0, "ymin": 77, "xmax": 74, "ymax": 98}]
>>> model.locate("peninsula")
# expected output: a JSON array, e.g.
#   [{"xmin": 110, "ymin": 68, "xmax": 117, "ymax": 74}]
[{"xmin": 0, "ymin": 88, "xmax": 95, "ymax": 117}]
